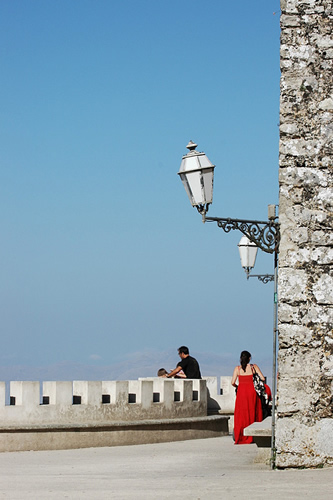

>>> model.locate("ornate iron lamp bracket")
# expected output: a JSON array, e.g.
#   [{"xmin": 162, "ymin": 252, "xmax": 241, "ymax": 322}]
[
  {"xmin": 250, "ymin": 274, "xmax": 275, "ymax": 284},
  {"xmin": 202, "ymin": 214, "xmax": 280, "ymax": 254}
]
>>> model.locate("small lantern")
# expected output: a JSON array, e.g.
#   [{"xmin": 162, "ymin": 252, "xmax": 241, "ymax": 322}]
[
  {"xmin": 238, "ymin": 235, "xmax": 258, "ymax": 279},
  {"xmin": 178, "ymin": 141, "xmax": 215, "ymax": 214}
]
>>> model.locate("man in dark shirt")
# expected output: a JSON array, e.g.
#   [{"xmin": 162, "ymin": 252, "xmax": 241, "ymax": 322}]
[{"xmin": 166, "ymin": 346, "xmax": 201, "ymax": 379}]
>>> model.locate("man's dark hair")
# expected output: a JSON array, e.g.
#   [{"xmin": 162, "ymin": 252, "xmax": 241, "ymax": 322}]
[{"xmin": 178, "ymin": 346, "xmax": 189, "ymax": 355}]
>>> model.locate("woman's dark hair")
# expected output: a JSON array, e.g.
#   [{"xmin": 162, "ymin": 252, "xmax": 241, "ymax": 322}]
[{"xmin": 240, "ymin": 350, "xmax": 251, "ymax": 372}]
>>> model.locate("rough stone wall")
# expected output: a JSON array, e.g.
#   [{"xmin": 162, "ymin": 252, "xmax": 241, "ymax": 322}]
[{"xmin": 276, "ymin": 0, "xmax": 333, "ymax": 467}]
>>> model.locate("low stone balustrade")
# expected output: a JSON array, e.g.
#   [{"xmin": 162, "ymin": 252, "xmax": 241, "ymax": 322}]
[
  {"xmin": 203, "ymin": 376, "xmax": 235, "ymax": 414},
  {"xmin": 138, "ymin": 376, "xmax": 235, "ymax": 414},
  {"xmin": 0, "ymin": 378, "xmax": 230, "ymax": 452},
  {"xmin": 3, "ymin": 379, "xmax": 207, "ymax": 426}
]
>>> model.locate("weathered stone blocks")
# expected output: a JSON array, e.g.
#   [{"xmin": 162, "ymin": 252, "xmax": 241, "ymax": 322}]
[
  {"xmin": 277, "ymin": 0, "xmax": 333, "ymax": 467},
  {"xmin": 276, "ymin": 418, "xmax": 333, "ymax": 468},
  {"xmin": 313, "ymin": 274, "xmax": 333, "ymax": 304}
]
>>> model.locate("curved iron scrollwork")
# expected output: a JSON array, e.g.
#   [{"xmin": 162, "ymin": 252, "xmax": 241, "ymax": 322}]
[
  {"xmin": 205, "ymin": 217, "xmax": 280, "ymax": 254},
  {"xmin": 250, "ymin": 274, "xmax": 274, "ymax": 284}
]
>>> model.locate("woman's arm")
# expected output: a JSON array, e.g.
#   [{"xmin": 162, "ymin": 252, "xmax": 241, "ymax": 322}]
[
  {"xmin": 231, "ymin": 366, "xmax": 239, "ymax": 387},
  {"xmin": 253, "ymin": 364, "xmax": 265, "ymax": 381}
]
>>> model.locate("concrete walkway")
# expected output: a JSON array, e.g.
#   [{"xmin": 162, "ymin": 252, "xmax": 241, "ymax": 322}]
[{"xmin": 0, "ymin": 436, "xmax": 331, "ymax": 499}]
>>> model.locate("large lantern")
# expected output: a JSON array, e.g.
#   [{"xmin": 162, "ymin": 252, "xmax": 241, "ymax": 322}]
[
  {"xmin": 178, "ymin": 141, "xmax": 215, "ymax": 215},
  {"xmin": 238, "ymin": 235, "xmax": 258, "ymax": 279}
]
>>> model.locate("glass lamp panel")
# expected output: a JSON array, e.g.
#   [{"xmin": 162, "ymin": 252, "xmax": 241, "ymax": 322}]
[
  {"xmin": 247, "ymin": 244, "xmax": 258, "ymax": 268},
  {"xmin": 238, "ymin": 236, "xmax": 258, "ymax": 269},
  {"xmin": 186, "ymin": 171, "xmax": 204, "ymax": 205},
  {"xmin": 201, "ymin": 167, "xmax": 214, "ymax": 205},
  {"xmin": 198, "ymin": 153, "xmax": 214, "ymax": 169},
  {"xmin": 179, "ymin": 158, "xmax": 186, "ymax": 173},
  {"xmin": 179, "ymin": 173, "xmax": 195, "ymax": 205},
  {"xmin": 179, "ymin": 155, "xmax": 200, "ymax": 173}
]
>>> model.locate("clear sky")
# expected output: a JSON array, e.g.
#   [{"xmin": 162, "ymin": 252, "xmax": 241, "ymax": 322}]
[{"xmin": 0, "ymin": 0, "xmax": 281, "ymax": 378}]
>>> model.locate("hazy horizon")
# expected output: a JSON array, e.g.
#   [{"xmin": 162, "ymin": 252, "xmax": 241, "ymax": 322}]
[{"xmin": 0, "ymin": 348, "xmax": 273, "ymax": 387}]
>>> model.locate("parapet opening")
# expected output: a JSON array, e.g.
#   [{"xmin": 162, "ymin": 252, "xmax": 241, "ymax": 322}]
[
  {"xmin": 10, "ymin": 397, "xmax": 15, "ymax": 406},
  {"xmin": 174, "ymin": 391, "xmax": 181, "ymax": 402},
  {"xmin": 128, "ymin": 394, "xmax": 136, "ymax": 404},
  {"xmin": 42, "ymin": 396, "xmax": 50, "ymax": 405},
  {"xmin": 153, "ymin": 392, "xmax": 160, "ymax": 403},
  {"xmin": 73, "ymin": 395, "xmax": 81, "ymax": 405},
  {"xmin": 192, "ymin": 390, "xmax": 198, "ymax": 401},
  {"xmin": 102, "ymin": 394, "xmax": 111, "ymax": 404}
]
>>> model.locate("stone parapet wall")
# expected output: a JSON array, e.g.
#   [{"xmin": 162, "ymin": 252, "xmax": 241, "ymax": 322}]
[
  {"xmin": 0, "ymin": 379, "xmax": 207, "ymax": 427},
  {"xmin": 0, "ymin": 377, "xmax": 233, "ymax": 452},
  {"xmin": 140, "ymin": 376, "xmax": 236, "ymax": 415},
  {"xmin": 0, "ymin": 376, "xmax": 235, "ymax": 427},
  {"xmin": 204, "ymin": 376, "xmax": 235, "ymax": 414},
  {"xmin": 277, "ymin": 0, "xmax": 333, "ymax": 467}
]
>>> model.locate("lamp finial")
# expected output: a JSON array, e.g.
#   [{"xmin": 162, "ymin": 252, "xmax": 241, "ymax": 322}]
[{"xmin": 186, "ymin": 140, "xmax": 198, "ymax": 151}]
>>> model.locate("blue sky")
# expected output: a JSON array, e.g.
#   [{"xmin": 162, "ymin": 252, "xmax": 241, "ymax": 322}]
[{"xmin": 0, "ymin": 0, "xmax": 281, "ymax": 379}]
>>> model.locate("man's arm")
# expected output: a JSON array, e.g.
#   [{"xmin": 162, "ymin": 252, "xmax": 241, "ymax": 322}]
[{"xmin": 166, "ymin": 366, "xmax": 182, "ymax": 378}]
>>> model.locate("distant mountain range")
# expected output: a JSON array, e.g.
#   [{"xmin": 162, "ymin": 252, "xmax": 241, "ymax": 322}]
[{"xmin": 0, "ymin": 349, "xmax": 273, "ymax": 386}]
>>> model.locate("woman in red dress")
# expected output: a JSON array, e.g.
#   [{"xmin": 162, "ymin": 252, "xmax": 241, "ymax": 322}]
[{"xmin": 231, "ymin": 350, "xmax": 265, "ymax": 444}]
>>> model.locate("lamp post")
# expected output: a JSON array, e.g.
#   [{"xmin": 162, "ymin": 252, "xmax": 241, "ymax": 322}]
[
  {"xmin": 238, "ymin": 236, "xmax": 274, "ymax": 283},
  {"xmin": 178, "ymin": 141, "xmax": 279, "ymax": 468}
]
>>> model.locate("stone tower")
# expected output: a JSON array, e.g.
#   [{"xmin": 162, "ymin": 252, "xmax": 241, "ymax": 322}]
[{"xmin": 277, "ymin": 0, "xmax": 333, "ymax": 467}]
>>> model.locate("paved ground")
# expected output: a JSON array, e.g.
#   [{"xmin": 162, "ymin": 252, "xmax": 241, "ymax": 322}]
[{"xmin": 0, "ymin": 436, "xmax": 331, "ymax": 499}]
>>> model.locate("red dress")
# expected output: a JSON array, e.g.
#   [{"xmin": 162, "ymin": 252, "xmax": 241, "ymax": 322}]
[{"xmin": 234, "ymin": 373, "xmax": 263, "ymax": 444}]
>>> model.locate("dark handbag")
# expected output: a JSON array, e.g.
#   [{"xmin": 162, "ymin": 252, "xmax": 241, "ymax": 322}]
[
  {"xmin": 252, "ymin": 365, "xmax": 271, "ymax": 418},
  {"xmin": 252, "ymin": 365, "xmax": 266, "ymax": 398}
]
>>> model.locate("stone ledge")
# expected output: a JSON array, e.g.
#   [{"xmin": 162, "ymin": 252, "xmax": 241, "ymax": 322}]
[
  {"xmin": 0, "ymin": 414, "xmax": 227, "ymax": 432},
  {"xmin": 244, "ymin": 418, "xmax": 272, "ymax": 464},
  {"xmin": 244, "ymin": 417, "xmax": 272, "ymax": 450},
  {"xmin": 244, "ymin": 417, "xmax": 272, "ymax": 438},
  {"xmin": 0, "ymin": 415, "xmax": 230, "ymax": 453}
]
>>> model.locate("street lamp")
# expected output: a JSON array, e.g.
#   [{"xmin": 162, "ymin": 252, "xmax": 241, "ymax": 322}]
[
  {"xmin": 238, "ymin": 235, "xmax": 258, "ymax": 278},
  {"xmin": 178, "ymin": 142, "xmax": 279, "ymax": 254},
  {"xmin": 178, "ymin": 140, "xmax": 215, "ymax": 212},
  {"xmin": 178, "ymin": 140, "xmax": 279, "ymax": 468},
  {"xmin": 238, "ymin": 236, "xmax": 274, "ymax": 283}
]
